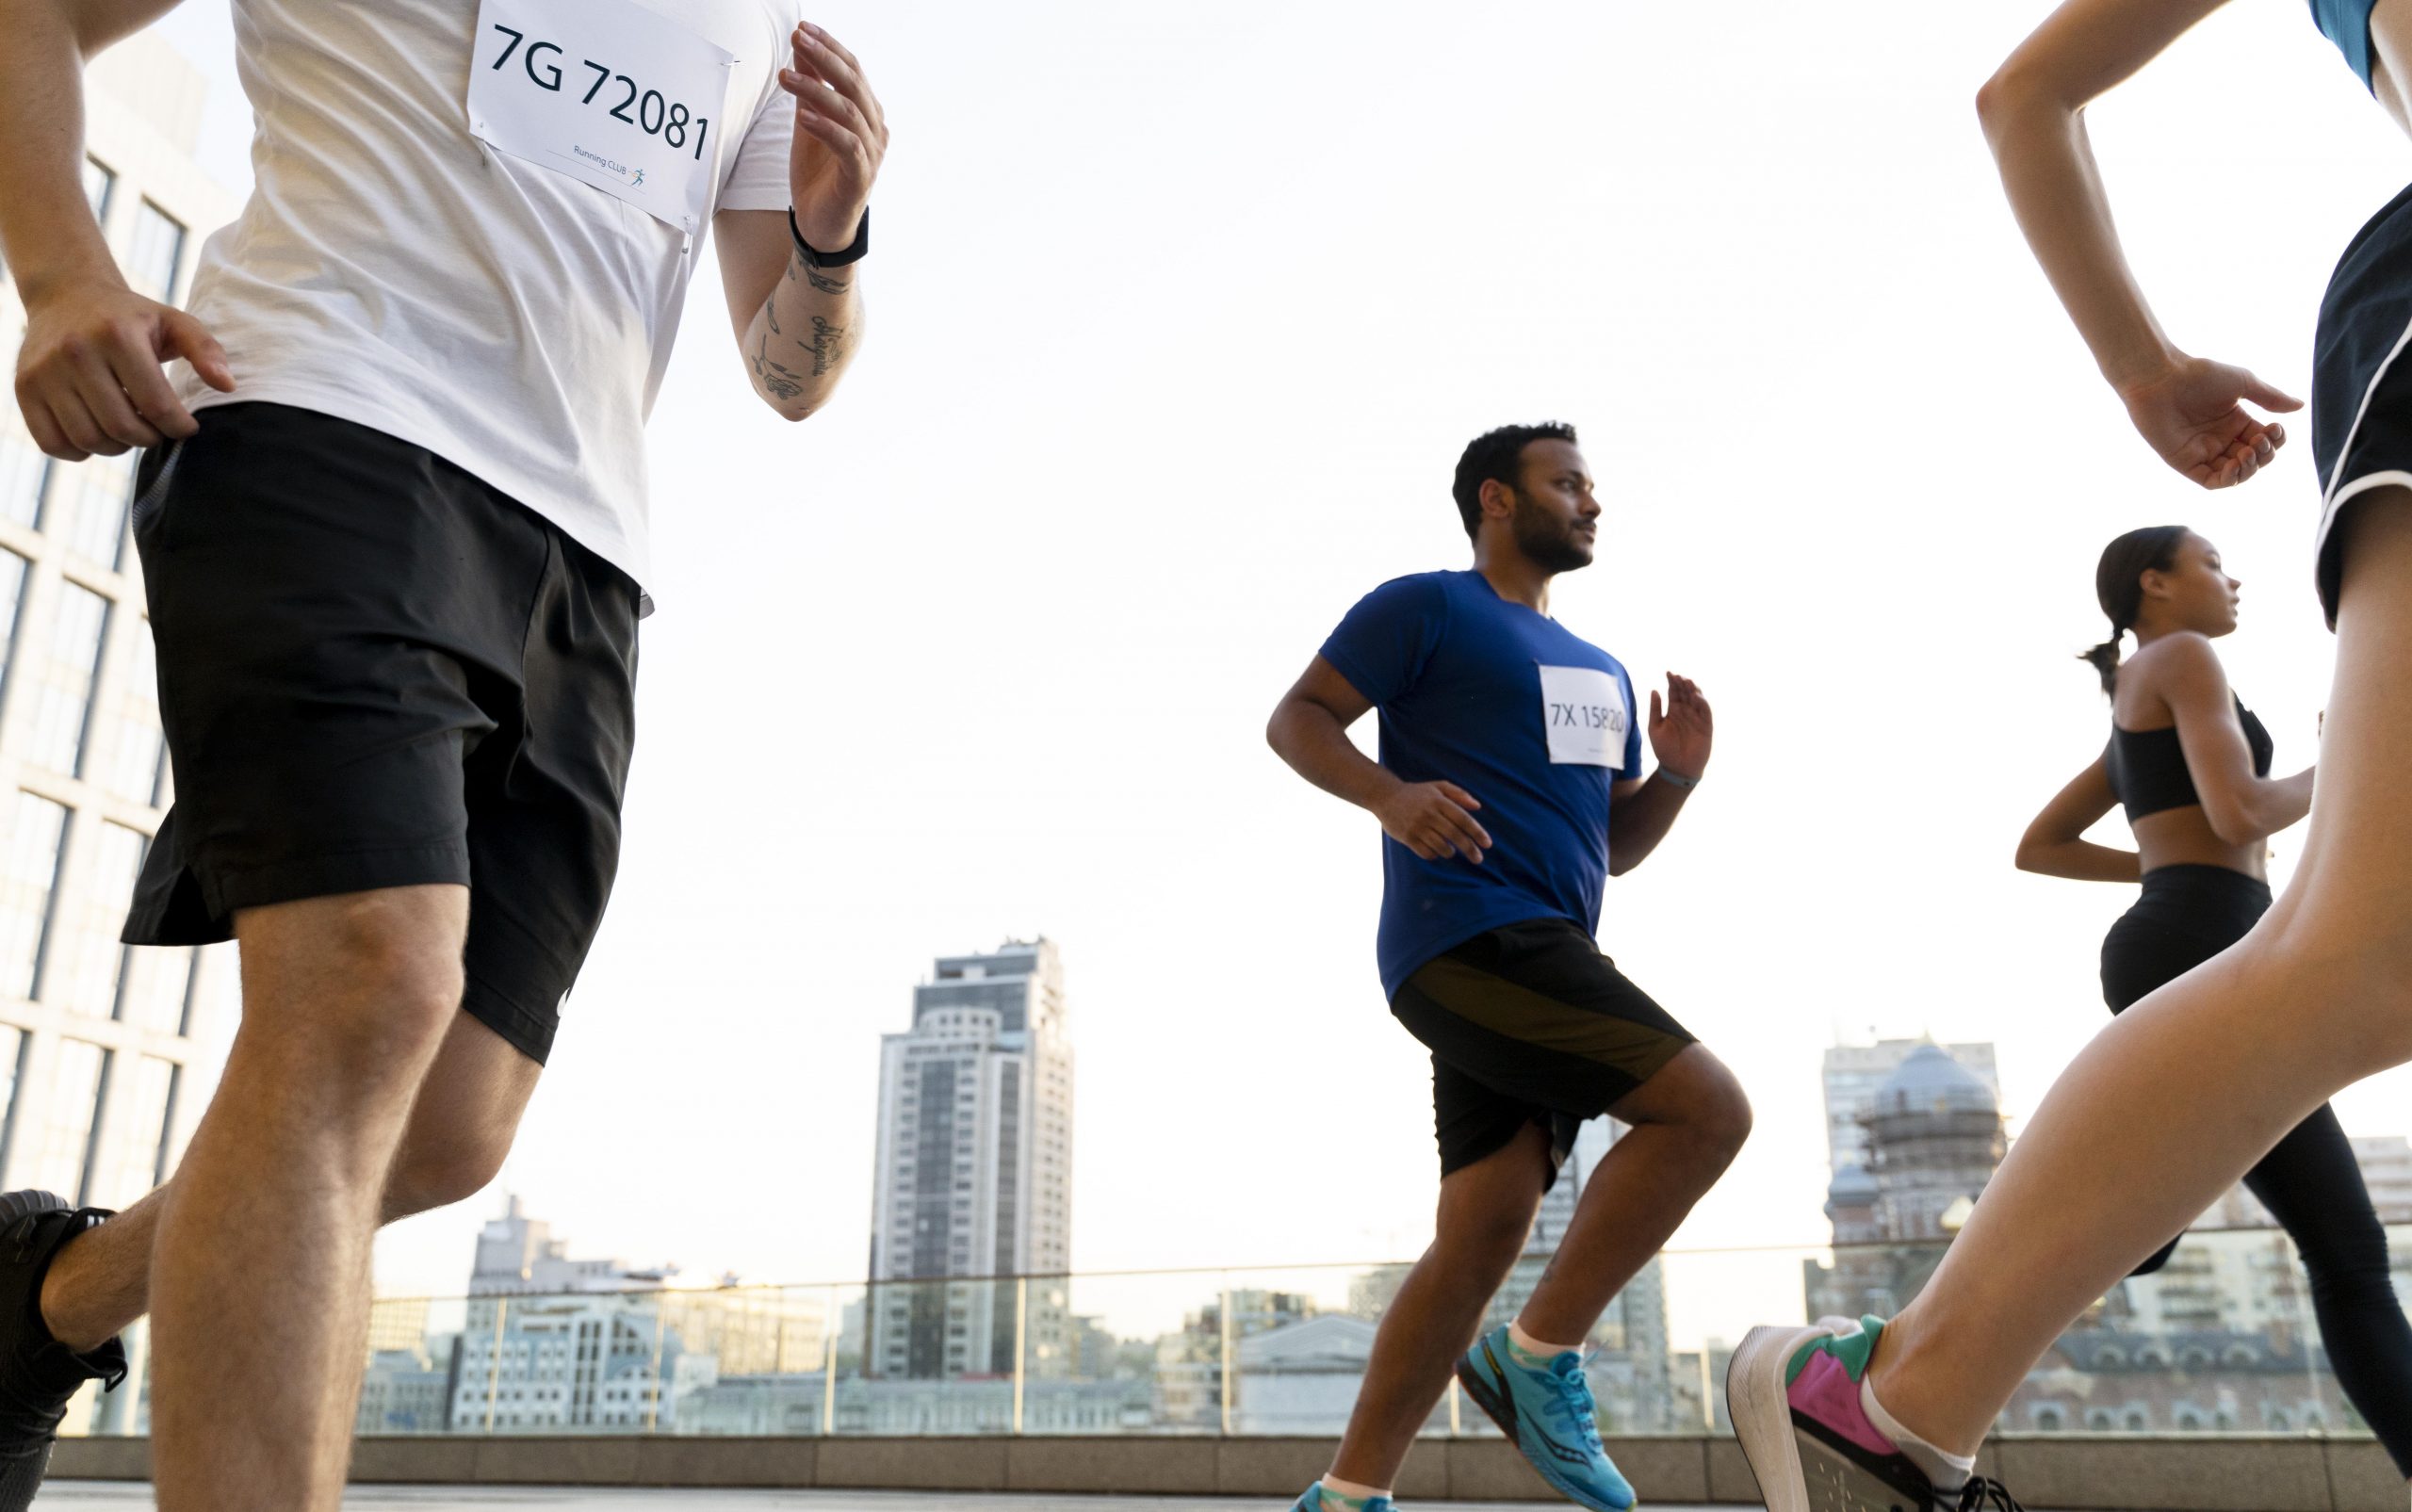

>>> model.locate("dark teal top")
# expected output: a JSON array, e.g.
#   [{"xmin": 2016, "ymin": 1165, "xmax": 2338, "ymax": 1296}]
[{"xmin": 2313, "ymin": 0, "xmax": 2377, "ymax": 93}]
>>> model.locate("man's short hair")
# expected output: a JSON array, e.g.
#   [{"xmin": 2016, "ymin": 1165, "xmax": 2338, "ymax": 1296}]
[{"xmin": 1452, "ymin": 421, "xmax": 1579, "ymax": 541}]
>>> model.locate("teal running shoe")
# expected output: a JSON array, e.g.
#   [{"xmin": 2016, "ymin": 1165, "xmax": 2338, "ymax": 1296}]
[
  {"xmin": 1288, "ymin": 1483, "xmax": 1394, "ymax": 1512},
  {"xmin": 1454, "ymin": 1325, "xmax": 1635, "ymax": 1511}
]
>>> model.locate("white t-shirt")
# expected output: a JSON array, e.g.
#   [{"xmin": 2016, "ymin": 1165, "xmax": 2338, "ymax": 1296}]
[{"xmin": 171, "ymin": 0, "xmax": 805, "ymax": 607}]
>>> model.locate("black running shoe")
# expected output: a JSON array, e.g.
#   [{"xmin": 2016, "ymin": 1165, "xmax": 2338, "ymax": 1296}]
[{"xmin": 0, "ymin": 1191, "xmax": 125, "ymax": 1511}]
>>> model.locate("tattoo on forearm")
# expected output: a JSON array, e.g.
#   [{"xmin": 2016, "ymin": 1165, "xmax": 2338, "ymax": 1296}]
[
  {"xmin": 764, "ymin": 292, "xmax": 783, "ymax": 336},
  {"xmin": 751, "ymin": 331, "xmax": 805, "ymax": 402},
  {"xmin": 785, "ymin": 247, "xmax": 854, "ymax": 297},
  {"xmin": 798, "ymin": 315, "xmax": 847, "ymax": 378}
]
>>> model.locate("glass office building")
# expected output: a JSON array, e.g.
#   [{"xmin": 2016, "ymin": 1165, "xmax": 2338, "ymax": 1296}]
[{"xmin": 0, "ymin": 36, "xmax": 236, "ymax": 1292}]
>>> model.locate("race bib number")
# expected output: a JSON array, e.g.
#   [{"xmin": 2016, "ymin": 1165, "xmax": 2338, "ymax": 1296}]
[
  {"xmin": 1538, "ymin": 664, "xmax": 1630, "ymax": 769},
  {"xmin": 467, "ymin": 0, "xmax": 737, "ymax": 236}
]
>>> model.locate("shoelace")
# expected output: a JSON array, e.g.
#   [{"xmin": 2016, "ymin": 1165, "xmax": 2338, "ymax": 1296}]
[
  {"xmin": 1954, "ymin": 1476, "xmax": 2024, "ymax": 1512},
  {"xmin": 1538, "ymin": 1360, "xmax": 1605, "ymax": 1452}
]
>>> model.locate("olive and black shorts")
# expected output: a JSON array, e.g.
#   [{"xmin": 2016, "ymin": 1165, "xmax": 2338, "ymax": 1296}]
[
  {"xmin": 120, "ymin": 402, "xmax": 641, "ymax": 1065},
  {"xmin": 1390, "ymin": 916, "xmax": 1696, "ymax": 1190}
]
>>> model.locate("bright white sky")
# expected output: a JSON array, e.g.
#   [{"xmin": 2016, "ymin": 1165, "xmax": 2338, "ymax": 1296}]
[{"xmin": 134, "ymin": 0, "xmax": 2412, "ymax": 1351}]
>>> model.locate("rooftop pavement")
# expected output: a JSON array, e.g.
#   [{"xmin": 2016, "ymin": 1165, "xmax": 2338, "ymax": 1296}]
[{"xmin": 44, "ymin": 1488, "xmax": 1589, "ymax": 1511}]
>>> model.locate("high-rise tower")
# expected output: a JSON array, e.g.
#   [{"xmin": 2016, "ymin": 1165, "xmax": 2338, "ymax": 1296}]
[{"xmin": 866, "ymin": 940, "xmax": 1073, "ymax": 1379}]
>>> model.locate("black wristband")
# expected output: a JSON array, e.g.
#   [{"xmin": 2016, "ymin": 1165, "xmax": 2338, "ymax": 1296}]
[{"xmin": 790, "ymin": 206, "xmax": 870, "ymax": 268}]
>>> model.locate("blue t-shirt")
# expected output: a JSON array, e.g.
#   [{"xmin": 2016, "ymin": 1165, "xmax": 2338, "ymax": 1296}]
[{"xmin": 1318, "ymin": 570, "xmax": 1643, "ymax": 999}]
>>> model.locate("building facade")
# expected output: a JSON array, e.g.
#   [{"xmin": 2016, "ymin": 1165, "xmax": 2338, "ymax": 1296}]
[
  {"xmin": 866, "ymin": 940, "xmax": 1074, "ymax": 1380},
  {"xmin": 1807, "ymin": 1043, "xmax": 2009, "ymax": 1323},
  {"xmin": 448, "ymin": 1200, "xmax": 824, "ymax": 1435},
  {"xmin": 1, "ymin": 35, "xmax": 239, "ymax": 1439},
  {"xmin": 1819, "ymin": 1038, "xmax": 2000, "ymax": 1179}
]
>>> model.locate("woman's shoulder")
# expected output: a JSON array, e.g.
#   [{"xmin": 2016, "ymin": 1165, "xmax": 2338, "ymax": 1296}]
[{"xmin": 2119, "ymin": 632, "xmax": 2229, "ymax": 715}]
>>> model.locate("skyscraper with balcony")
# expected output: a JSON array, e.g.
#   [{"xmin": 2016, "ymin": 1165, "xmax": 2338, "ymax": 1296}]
[
  {"xmin": 867, "ymin": 939, "xmax": 1074, "ymax": 1380},
  {"xmin": 0, "ymin": 34, "xmax": 236, "ymax": 1224},
  {"xmin": 0, "ymin": 33, "xmax": 240, "ymax": 1435}
]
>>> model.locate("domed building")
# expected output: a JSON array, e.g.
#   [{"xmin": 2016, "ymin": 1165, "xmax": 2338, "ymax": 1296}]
[
  {"xmin": 1805, "ymin": 1043, "xmax": 2008, "ymax": 1321},
  {"xmin": 1865, "ymin": 1044, "xmax": 2007, "ymax": 1243},
  {"xmin": 1824, "ymin": 1162, "xmax": 1882, "ymax": 1247}
]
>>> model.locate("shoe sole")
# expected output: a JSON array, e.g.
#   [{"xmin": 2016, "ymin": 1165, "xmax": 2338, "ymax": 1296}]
[
  {"xmin": 1452, "ymin": 1351, "xmax": 1635, "ymax": 1512},
  {"xmin": 1727, "ymin": 1322, "xmax": 1841, "ymax": 1512}
]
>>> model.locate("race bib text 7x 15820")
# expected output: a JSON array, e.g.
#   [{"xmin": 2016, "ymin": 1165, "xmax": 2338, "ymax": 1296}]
[{"xmin": 467, "ymin": 0, "xmax": 737, "ymax": 235}]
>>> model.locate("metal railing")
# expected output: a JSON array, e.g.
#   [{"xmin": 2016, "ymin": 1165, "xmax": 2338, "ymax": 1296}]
[{"xmin": 63, "ymin": 1225, "xmax": 2409, "ymax": 1446}]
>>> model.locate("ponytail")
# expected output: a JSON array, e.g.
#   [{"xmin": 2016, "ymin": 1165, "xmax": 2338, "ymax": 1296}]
[
  {"xmin": 2083, "ymin": 526, "xmax": 2189, "ymax": 699},
  {"xmin": 2079, "ymin": 634, "xmax": 2125, "ymax": 696}
]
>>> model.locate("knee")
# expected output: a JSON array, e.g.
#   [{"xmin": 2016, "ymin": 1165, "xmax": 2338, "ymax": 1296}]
[
  {"xmin": 387, "ymin": 1125, "xmax": 512, "ymax": 1219},
  {"xmin": 2242, "ymin": 918, "xmax": 2412, "ymax": 1068},
  {"xmin": 1670, "ymin": 1058, "xmax": 1752, "ymax": 1166},
  {"xmin": 244, "ymin": 891, "xmax": 466, "ymax": 1085},
  {"xmin": 1453, "ymin": 1208, "xmax": 1538, "ymax": 1278}
]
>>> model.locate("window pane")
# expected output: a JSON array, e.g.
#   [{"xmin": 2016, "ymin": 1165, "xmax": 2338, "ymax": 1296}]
[
  {"xmin": 24, "ymin": 584, "xmax": 108, "ymax": 775},
  {"xmin": 0, "ymin": 551, "xmax": 31, "ymax": 691},
  {"xmin": 0, "ymin": 430, "xmax": 47, "ymax": 531},
  {"xmin": 124, "ymin": 202, "xmax": 186, "ymax": 304},
  {"xmin": 53, "ymin": 449, "xmax": 136, "ymax": 570},
  {"xmin": 0, "ymin": 793, "xmax": 68, "ymax": 1000},
  {"xmin": 30, "ymin": 1039, "xmax": 106, "ymax": 1203},
  {"xmin": 57, "ymin": 821, "xmax": 146, "ymax": 1019},
  {"xmin": 104, "ymin": 619, "xmax": 164, "ymax": 805},
  {"xmin": 99, "ymin": 1055, "xmax": 175, "ymax": 1209},
  {"xmin": 81, "ymin": 158, "xmax": 115, "ymax": 222},
  {"xmin": 0, "ymin": 1026, "xmax": 24, "ymax": 1175},
  {"xmin": 121, "ymin": 941, "xmax": 193, "ymax": 1036}
]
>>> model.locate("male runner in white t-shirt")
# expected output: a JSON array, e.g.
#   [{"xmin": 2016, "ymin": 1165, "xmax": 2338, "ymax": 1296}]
[{"xmin": 0, "ymin": 3, "xmax": 885, "ymax": 1505}]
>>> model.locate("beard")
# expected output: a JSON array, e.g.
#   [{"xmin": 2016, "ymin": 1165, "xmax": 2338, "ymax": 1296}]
[{"xmin": 1510, "ymin": 493, "xmax": 1593, "ymax": 574}]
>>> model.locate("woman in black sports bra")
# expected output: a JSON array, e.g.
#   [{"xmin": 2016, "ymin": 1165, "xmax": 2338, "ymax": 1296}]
[{"xmin": 2013, "ymin": 524, "xmax": 2412, "ymax": 1469}]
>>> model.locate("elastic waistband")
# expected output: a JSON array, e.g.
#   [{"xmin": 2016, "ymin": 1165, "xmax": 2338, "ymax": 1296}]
[{"xmin": 2137, "ymin": 863, "xmax": 2273, "ymax": 906}]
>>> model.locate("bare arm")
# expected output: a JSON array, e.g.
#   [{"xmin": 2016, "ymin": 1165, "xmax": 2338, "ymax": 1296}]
[
  {"xmin": 715, "ymin": 209, "xmax": 862, "ymax": 420},
  {"xmin": 1978, "ymin": 0, "xmax": 2299, "ymax": 488},
  {"xmin": 2143, "ymin": 635, "xmax": 2314, "ymax": 845},
  {"xmin": 1265, "ymin": 656, "xmax": 1494, "ymax": 865},
  {"xmin": 2016, "ymin": 755, "xmax": 2139, "ymax": 881},
  {"xmin": 715, "ymin": 21, "xmax": 886, "ymax": 420},
  {"xmin": 1605, "ymin": 773, "xmax": 1688, "ymax": 877},
  {"xmin": 1, "ymin": 0, "xmax": 233, "ymax": 460},
  {"xmin": 1605, "ymin": 674, "xmax": 1712, "ymax": 876}
]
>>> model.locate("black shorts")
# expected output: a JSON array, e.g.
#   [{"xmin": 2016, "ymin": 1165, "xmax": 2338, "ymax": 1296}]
[
  {"xmin": 2312, "ymin": 181, "xmax": 2412, "ymax": 628},
  {"xmin": 1389, "ymin": 917, "xmax": 1696, "ymax": 1190},
  {"xmin": 122, "ymin": 402, "xmax": 641, "ymax": 1065}
]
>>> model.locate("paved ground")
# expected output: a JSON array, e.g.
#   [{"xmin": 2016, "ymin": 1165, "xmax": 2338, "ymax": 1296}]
[{"xmin": 44, "ymin": 1488, "xmax": 1591, "ymax": 1510}]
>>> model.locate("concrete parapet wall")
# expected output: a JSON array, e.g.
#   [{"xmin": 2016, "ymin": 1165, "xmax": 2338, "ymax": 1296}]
[{"xmin": 49, "ymin": 1432, "xmax": 2408, "ymax": 1508}]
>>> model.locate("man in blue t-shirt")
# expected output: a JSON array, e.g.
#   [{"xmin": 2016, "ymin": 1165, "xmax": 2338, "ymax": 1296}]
[{"xmin": 1265, "ymin": 422, "xmax": 1751, "ymax": 1512}]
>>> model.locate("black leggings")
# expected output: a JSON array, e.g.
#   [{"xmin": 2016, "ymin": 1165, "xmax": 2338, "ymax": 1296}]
[{"xmin": 2101, "ymin": 864, "xmax": 2412, "ymax": 1472}]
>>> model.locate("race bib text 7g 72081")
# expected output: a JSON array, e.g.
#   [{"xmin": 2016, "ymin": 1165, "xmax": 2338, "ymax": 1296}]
[{"xmin": 467, "ymin": 0, "xmax": 737, "ymax": 236}]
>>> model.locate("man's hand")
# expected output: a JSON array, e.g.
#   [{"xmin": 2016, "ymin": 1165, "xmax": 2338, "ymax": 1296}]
[
  {"xmin": 15, "ymin": 275, "xmax": 233, "ymax": 461},
  {"xmin": 780, "ymin": 22, "xmax": 887, "ymax": 252},
  {"xmin": 1376, "ymin": 781, "xmax": 1491, "ymax": 864},
  {"xmin": 1648, "ymin": 674, "xmax": 1712, "ymax": 782}
]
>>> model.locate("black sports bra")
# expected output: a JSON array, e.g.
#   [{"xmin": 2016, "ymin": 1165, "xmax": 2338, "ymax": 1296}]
[{"xmin": 2105, "ymin": 695, "xmax": 2274, "ymax": 824}]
